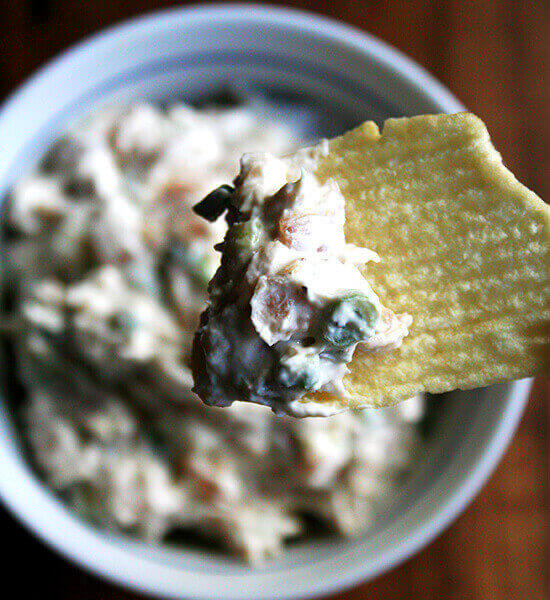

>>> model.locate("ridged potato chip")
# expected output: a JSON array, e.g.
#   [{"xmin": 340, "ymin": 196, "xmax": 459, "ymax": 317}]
[{"xmin": 300, "ymin": 112, "xmax": 549, "ymax": 410}]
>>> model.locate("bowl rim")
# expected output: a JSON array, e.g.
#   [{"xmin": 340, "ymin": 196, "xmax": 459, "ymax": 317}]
[
  {"xmin": 0, "ymin": 4, "xmax": 530, "ymax": 600},
  {"xmin": 0, "ymin": 4, "xmax": 464, "ymax": 124}
]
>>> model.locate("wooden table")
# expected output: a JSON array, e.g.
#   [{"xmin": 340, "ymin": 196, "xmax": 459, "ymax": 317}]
[{"xmin": 0, "ymin": 2, "xmax": 547, "ymax": 599}]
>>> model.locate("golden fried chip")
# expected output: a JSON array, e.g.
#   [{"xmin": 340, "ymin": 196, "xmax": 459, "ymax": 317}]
[{"xmin": 301, "ymin": 113, "xmax": 549, "ymax": 410}]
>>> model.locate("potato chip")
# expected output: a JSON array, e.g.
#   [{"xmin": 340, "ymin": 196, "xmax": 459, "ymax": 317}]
[{"xmin": 300, "ymin": 112, "xmax": 549, "ymax": 410}]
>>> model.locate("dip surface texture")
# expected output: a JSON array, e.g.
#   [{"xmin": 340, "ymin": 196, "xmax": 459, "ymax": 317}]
[
  {"xmin": 4, "ymin": 103, "xmax": 424, "ymax": 563},
  {"xmin": 193, "ymin": 146, "xmax": 412, "ymax": 416}
]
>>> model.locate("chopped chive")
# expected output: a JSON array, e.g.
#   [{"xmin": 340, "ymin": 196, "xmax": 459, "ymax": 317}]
[{"xmin": 193, "ymin": 184, "xmax": 234, "ymax": 222}]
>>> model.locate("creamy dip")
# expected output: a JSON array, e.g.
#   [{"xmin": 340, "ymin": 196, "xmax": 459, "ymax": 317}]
[
  {"xmin": 3, "ymin": 102, "xmax": 424, "ymax": 563},
  {"xmin": 193, "ymin": 148, "xmax": 412, "ymax": 416}
]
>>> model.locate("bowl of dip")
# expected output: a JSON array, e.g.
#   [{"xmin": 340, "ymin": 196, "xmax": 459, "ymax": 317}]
[{"xmin": 0, "ymin": 5, "xmax": 531, "ymax": 600}]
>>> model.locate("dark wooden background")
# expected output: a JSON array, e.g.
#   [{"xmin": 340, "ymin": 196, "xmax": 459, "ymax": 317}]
[{"xmin": 0, "ymin": 1, "xmax": 547, "ymax": 599}]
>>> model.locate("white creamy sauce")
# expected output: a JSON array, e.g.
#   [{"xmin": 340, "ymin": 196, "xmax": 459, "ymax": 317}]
[
  {"xmin": 4, "ymin": 102, "xmax": 425, "ymax": 564},
  {"xmin": 193, "ymin": 149, "xmax": 412, "ymax": 416}
]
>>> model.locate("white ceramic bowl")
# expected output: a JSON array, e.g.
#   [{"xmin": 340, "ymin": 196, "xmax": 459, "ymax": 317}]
[{"xmin": 0, "ymin": 5, "xmax": 531, "ymax": 600}]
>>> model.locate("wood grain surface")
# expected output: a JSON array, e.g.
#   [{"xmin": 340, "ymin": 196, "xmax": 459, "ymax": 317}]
[{"xmin": 0, "ymin": 1, "xmax": 547, "ymax": 599}]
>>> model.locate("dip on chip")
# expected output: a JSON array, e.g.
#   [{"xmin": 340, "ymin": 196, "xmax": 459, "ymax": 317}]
[{"xmin": 192, "ymin": 113, "xmax": 549, "ymax": 416}]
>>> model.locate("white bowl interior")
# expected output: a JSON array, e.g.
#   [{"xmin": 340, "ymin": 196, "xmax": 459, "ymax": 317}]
[{"xmin": 0, "ymin": 6, "xmax": 530, "ymax": 600}]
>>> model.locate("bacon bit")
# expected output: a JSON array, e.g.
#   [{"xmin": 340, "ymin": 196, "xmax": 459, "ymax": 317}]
[
  {"xmin": 278, "ymin": 211, "xmax": 322, "ymax": 250},
  {"xmin": 251, "ymin": 278, "xmax": 313, "ymax": 345}
]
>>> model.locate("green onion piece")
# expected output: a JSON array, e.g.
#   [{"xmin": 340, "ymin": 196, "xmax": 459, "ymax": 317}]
[
  {"xmin": 193, "ymin": 184, "xmax": 234, "ymax": 222},
  {"xmin": 275, "ymin": 352, "xmax": 320, "ymax": 391},
  {"xmin": 320, "ymin": 293, "xmax": 379, "ymax": 348},
  {"xmin": 276, "ymin": 363, "xmax": 319, "ymax": 391},
  {"xmin": 226, "ymin": 218, "xmax": 263, "ymax": 252}
]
